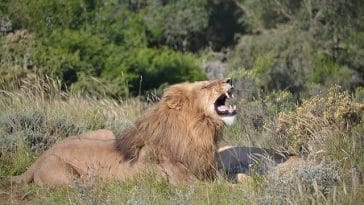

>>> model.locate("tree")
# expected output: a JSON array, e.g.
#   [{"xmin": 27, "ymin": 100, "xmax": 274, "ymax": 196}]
[{"xmin": 229, "ymin": 0, "xmax": 364, "ymax": 95}]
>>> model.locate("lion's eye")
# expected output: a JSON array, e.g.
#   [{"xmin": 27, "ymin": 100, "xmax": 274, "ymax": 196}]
[{"xmin": 225, "ymin": 79, "xmax": 232, "ymax": 85}]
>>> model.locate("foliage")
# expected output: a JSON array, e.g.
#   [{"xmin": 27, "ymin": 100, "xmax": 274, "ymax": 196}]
[
  {"xmin": 274, "ymin": 85, "xmax": 363, "ymax": 156},
  {"xmin": 0, "ymin": 0, "xmax": 254, "ymax": 97},
  {"xmin": 309, "ymin": 53, "xmax": 351, "ymax": 86},
  {"xmin": 0, "ymin": 1, "xmax": 213, "ymax": 97},
  {"xmin": 230, "ymin": 0, "xmax": 364, "ymax": 96},
  {"xmin": 0, "ymin": 139, "xmax": 34, "ymax": 176},
  {"xmin": 260, "ymin": 162, "xmax": 341, "ymax": 204},
  {"xmin": 145, "ymin": 0, "xmax": 246, "ymax": 51},
  {"xmin": 145, "ymin": 0, "xmax": 210, "ymax": 51},
  {"xmin": 0, "ymin": 109, "xmax": 82, "ymax": 153},
  {"xmin": 1, "ymin": 0, "xmax": 363, "ymax": 97},
  {"xmin": 102, "ymin": 47, "xmax": 206, "ymax": 96},
  {"xmin": 223, "ymin": 88, "xmax": 297, "ymax": 148}
]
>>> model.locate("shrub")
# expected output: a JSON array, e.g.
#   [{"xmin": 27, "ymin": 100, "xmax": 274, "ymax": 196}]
[
  {"xmin": 229, "ymin": 0, "xmax": 364, "ymax": 95},
  {"xmin": 223, "ymin": 89, "xmax": 297, "ymax": 147},
  {"xmin": 309, "ymin": 54, "xmax": 351, "ymax": 87},
  {"xmin": 0, "ymin": 139, "xmax": 34, "ymax": 176},
  {"xmin": 274, "ymin": 85, "xmax": 363, "ymax": 155},
  {"xmin": 102, "ymin": 47, "xmax": 206, "ymax": 96},
  {"xmin": 228, "ymin": 26, "xmax": 315, "ymax": 94},
  {"xmin": 0, "ymin": 109, "xmax": 85, "ymax": 153},
  {"xmin": 260, "ymin": 162, "xmax": 340, "ymax": 204}
]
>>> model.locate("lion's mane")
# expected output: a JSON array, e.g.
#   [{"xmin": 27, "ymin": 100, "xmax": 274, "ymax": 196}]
[{"xmin": 116, "ymin": 83, "xmax": 224, "ymax": 180}]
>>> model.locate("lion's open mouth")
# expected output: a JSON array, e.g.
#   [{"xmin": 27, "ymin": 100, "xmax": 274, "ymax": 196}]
[{"xmin": 214, "ymin": 88, "xmax": 237, "ymax": 116}]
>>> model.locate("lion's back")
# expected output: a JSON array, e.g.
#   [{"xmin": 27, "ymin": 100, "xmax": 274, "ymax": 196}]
[{"xmin": 66, "ymin": 129, "xmax": 115, "ymax": 141}]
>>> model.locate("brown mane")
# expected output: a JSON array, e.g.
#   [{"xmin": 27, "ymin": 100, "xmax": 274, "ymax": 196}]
[{"xmin": 115, "ymin": 83, "xmax": 224, "ymax": 180}]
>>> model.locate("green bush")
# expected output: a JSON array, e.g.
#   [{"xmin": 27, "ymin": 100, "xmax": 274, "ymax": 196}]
[
  {"xmin": 229, "ymin": 0, "xmax": 364, "ymax": 96},
  {"xmin": 102, "ymin": 47, "xmax": 206, "ymax": 96},
  {"xmin": 1, "ymin": 1, "xmax": 209, "ymax": 97},
  {"xmin": 309, "ymin": 54, "xmax": 351, "ymax": 87},
  {"xmin": 229, "ymin": 26, "xmax": 314, "ymax": 94},
  {"xmin": 0, "ymin": 29, "xmax": 206, "ymax": 97}
]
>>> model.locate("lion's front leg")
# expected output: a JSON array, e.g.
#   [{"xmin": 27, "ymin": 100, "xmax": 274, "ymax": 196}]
[{"xmin": 157, "ymin": 159, "xmax": 197, "ymax": 185}]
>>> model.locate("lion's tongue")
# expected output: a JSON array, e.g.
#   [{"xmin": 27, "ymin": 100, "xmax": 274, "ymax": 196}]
[{"xmin": 217, "ymin": 105, "xmax": 229, "ymax": 112}]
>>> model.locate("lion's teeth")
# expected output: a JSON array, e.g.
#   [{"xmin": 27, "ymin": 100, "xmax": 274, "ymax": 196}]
[
  {"xmin": 231, "ymin": 94, "xmax": 235, "ymax": 98},
  {"xmin": 233, "ymin": 105, "xmax": 236, "ymax": 110},
  {"xmin": 229, "ymin": 105, "xmax": 232, "ymax": 112},
  {"xmin": 225, "ymin": 92, "xmax": 230, "ymax": 98}
]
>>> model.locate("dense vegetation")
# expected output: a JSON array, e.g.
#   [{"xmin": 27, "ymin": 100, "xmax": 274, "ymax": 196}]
[
  {"xmin": 0, "ymin": 0, "xmax": 363, "ymax": 204},
  {"xmin": 1, "ymin": 0, "xmax": 245, "ymax": 96},
  {"xmin": 1, "ymin": 0, "xmax": 362, "ymax": 97}
]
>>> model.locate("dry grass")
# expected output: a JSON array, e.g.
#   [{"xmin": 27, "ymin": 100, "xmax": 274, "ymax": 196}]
[{"xmin": 0, "ymin": 77, "xmax": 363, "ymax": 204}]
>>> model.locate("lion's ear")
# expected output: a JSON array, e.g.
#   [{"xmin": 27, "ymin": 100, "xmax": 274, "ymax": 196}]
[{"xmin": 163, "ymin": 87, "xmax": 185, "ymax": 110}]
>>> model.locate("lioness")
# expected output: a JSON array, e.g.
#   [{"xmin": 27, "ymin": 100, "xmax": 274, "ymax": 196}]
[{"xmin": 11, "ymin": 78, "xmax": 237, "ymax": 186}]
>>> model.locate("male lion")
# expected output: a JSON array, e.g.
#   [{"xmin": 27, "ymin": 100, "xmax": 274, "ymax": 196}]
[{"xmin": 11, "ymin": 78, "xmax": 237, "ymax": 186}]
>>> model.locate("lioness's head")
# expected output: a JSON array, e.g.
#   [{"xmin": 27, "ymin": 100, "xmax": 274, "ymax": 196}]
[{"xmin": 163, "ymin": 78, "xmax": 237, "ymax": 125}]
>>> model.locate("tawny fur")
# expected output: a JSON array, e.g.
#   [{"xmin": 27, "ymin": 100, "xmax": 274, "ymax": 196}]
[
  {"xmin": 11, "ymin": 130, "xmax": 148, "ymax": 186},
  {"xmin": 11, "ymin": 79, "xmax": 233, "ymax": 186}
]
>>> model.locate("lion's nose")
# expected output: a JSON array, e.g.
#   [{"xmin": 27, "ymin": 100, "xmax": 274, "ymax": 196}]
[{"xmin": 228, "ymin": 86, "xmax": 234, "ymax": 94}]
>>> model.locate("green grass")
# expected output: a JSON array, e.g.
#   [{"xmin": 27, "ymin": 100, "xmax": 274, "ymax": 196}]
[{"xmin": 0, "ymin": 79, "xmax": 363, "ymax": 204}]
